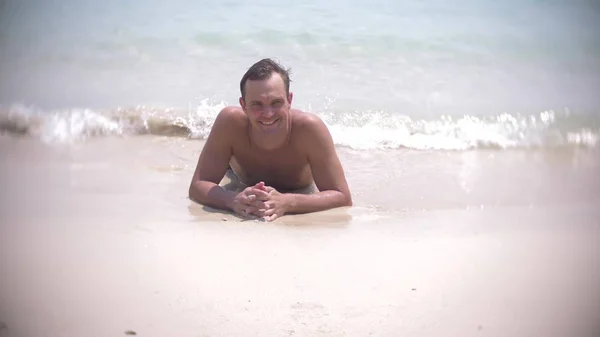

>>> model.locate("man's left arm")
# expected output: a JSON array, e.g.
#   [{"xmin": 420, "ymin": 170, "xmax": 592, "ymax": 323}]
[{"xmin": 284, "ymin": 115, "xmax": 352, "ymax": 214}]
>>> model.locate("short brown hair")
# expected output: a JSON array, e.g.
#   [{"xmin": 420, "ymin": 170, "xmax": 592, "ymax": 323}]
[{"xmin": 240, "ymin": 58, "xmax": 291, "ymax": 99}]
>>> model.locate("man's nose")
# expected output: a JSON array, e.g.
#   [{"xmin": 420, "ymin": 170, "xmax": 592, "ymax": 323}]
[{"xmin": 262, "ymin": 106, "xmax": 275, "ymax": 118}]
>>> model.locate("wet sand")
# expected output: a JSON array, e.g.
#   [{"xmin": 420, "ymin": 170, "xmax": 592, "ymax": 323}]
[{"xmin": 1, "ymin": 135, "xmax": 599, "ymax": 336}]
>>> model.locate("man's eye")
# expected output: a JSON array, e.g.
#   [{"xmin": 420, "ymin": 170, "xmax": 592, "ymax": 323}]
[{"xmin": 272, "ymin": 101, "xmax": 284, "ymax": 107}]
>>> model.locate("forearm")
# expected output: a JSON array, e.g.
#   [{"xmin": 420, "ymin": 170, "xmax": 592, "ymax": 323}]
[
  {"xmin": 189, "ymin": 180, "xmax": 236, "ymax": 211},
  {"xmin": 285, "ymin": 190, "xmax": 352, "ymax": 214}
]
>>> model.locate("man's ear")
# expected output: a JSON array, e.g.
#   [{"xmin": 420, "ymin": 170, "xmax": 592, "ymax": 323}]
[
  {"xmin": 287, "ymin": 92, "xmax": 294, "ymax": 106},
  {"xmin": 239, "ymin": 96, "xmax": 246, "ymax": 111}
]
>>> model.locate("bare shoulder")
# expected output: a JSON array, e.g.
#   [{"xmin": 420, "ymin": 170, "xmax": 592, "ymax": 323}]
[
  {"xmin": 215, "ymin": 106, "xmax": 248, "ymax": 128},
  {"xmin": 205, "ymin": 106, "xmax": 248, "ymax": 147},
  {"xmin": 291, "ymin": 109, "xmax": 329, "ymax": 135}
]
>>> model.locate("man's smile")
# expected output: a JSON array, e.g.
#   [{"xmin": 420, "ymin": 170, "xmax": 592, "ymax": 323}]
[{"xmin": 258, "ymin": 118, "xmax": 280, "ymax": 130}]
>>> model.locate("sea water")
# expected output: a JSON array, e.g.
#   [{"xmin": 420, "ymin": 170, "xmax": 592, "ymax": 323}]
[
  {"xmin": 1, "ymin": 0, "xmax": 599, "ymax": 149},
  {"xmin": 0, "ymin": 0, "xmax": 599, "ymax": 212}
]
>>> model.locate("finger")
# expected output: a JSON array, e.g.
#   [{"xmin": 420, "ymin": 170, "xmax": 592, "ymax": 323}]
[
  {"xmin": 253, "ymin": 206, "xmax": 274, "ymax": 217},
  {"xmin": 249, "ymin": 200, "xmax": 268, "ymax": 209},
  {"xmin": 249, "ymin": 189, "xmax": 271, "ymax": 201},
  {"xmin": 264, "ymin": 213, "xmax": 279, "ymax": 222},
  {"xmin": 238, "ymin": 194, "xmax": 256, "ymax": 206},
  {"xmin": 254, "ymin": 181, "xmax": 266, "ymax": 190},
  {"xmin": 240, "ymin": 206, "xmax": 257, "ymax": 216},
  {"xmin": 240, "ymin": 188, "xmax": 254, "ymax": 200},
  {"xmin": 261, "ymin": 208, "xmax": 276, "ymax": 217},
  {"xmin": 242, "ymin": 193, "xmax": 267, "ymax": 205},
  {"xmin": 244, "ymin": 184, "xmax": 261, "ymax": 194},
  {"xmin": 263, "ymin": 200, "xmax": 274, "ymax": 209},
  {"xmin": 245, "ymin": 185, "xmax": 268, "ymax": 195}
]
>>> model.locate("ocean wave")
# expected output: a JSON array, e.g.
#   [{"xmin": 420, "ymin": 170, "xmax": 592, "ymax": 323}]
[
  {"xmin": 0, "ymin": 101, "xmax": 597, "ymax": 150},
  {"xmin": 0, "ymin": 101, "xmax": 225, "ymax": 143}
]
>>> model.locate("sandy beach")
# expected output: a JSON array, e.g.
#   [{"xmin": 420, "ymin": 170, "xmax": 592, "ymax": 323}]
[
  {"xmin": 1, "ymin": 135, "xmax": 599, "ymax": 337},
  {"xmin": 2, "ymin": 0, "xmax": 599, "ymax": 335}
]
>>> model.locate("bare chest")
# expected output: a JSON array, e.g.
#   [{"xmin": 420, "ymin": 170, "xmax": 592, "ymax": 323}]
[{"xmin": 230, "ymin": 145, "xmax": 311, "ymax": 190}]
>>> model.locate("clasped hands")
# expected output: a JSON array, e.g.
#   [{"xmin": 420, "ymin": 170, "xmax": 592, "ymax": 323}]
[{"xmin": 230, "ymin": 181, "xmax": 289, "ymax": 221}]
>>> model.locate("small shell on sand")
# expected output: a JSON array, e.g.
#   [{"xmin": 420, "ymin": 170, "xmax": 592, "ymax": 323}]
[{"xmin": 125, "ymin": 330, "xmax": 137, "ymax": 335}]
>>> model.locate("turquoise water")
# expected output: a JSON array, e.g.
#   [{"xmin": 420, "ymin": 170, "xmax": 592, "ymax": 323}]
[{"xmin": 0, "ymin": 0, "xmax": 599, "ymax": 148}]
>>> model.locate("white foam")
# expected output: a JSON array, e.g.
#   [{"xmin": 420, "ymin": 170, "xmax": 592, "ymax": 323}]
[
  {"xmin": 567, "ymin": 129, "xmax": 598, "ymax": 147},
  {"xmin": 39, "ymin": 109, "xmax": 123, "ymax": 143},
  {"xmin": 1, "ymin": 103, "xmax": 597, "ymax": 150}
]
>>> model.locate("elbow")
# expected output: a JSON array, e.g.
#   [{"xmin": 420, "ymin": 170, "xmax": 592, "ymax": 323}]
[
  {"xmin": 188, "ymin": 181, "xmax": 199, "ymax": 202},
  {"xmin": 331, "ymin": 189, "xmax": 352, "ymax": 208},
  {"xmin": 343, "ymin": 192, "xmax": 353, "ymax": 207}
]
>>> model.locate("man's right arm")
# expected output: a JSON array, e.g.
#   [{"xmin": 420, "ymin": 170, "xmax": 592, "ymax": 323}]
[{"xmin": 188, "ymin": 107, "xmax": 238, "ymax": 210}]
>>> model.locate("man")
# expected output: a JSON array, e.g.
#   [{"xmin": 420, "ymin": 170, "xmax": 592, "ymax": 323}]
[{"xmin": 188, "ymin": 58, "xmax": 352, "ymax": 221}]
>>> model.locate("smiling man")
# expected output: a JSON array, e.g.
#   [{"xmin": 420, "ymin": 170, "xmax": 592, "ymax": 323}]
[{"xmin": 188, "ymin": 58, "xmax": 352, "ymax": 221}]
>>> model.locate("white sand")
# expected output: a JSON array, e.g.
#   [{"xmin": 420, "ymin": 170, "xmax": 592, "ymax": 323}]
[{"xmin": 1, "ymin": 135, "xmax": 599, "ymax": 337}]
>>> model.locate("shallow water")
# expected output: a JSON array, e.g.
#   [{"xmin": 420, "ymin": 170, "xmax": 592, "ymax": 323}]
[{"xmin": 1, "ymin": 135, "xmax": 598, "ymax": 219}]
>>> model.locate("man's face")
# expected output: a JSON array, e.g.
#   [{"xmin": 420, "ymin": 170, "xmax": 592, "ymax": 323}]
[{"xmin": 240, "ymin": 73, "xmax": 293, "ymax": 149}]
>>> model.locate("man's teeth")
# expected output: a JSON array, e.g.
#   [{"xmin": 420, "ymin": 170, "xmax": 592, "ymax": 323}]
[{"xmin": 261, "ymin": 120, "xmax": 277, "ymax": 125}]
